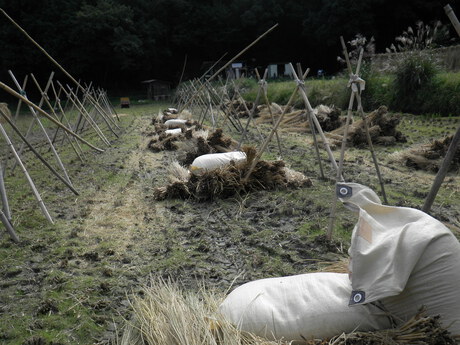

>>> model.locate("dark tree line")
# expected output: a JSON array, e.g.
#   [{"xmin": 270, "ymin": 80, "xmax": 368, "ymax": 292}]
[{"xmin": 0, "ymin": 0, "xmax": 456, "ymax": 92}]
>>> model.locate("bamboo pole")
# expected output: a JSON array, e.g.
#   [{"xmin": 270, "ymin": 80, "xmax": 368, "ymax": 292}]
[
  {"xmin": 422, "ymin": 4, "xmax": 460, "ymax": 212},
  {"xmin": 178, "ymin": 24, "xmax": 278, "ymax": 112},
  {"xmin": 257, "ymin": 68, "xmax": 283, "ymax": 157},
  {"xmin": 31, "ymin": 74, "xmax": 83, "ymax": 163},
  {"xmin": 49, "ymin": 81, "xmax": 85, "ymax": 159},
  {"xmin": 0, "ymin": 109, "xmax": 79, "ymax": 195},
  {"xmin": 237, "ymin": 72, "xmax": 265, "ymax": 149},
  {"xmin": 422, "ymin": 125, "xmax": 460, "ymax": 212},
  {"xmin": 10, "ymin": 71, "xmax": 53, "ymax": 173},
  {"xmin": 243, "ymin": 68, "xmax": 309, "ymax": 181},
  {"xmin": 290, "ymin": 63, "xmax": 340, "ymax": 177},
  {"xmin": 10, "ymin": 71, "xmax": 74, "ymax": 187},
  {"xmin": 0, "ymin": 8, "xmax": 118, "ymax": 127},
  {"xmin": 340, "ymin": 37, "xmax": 387, "ymax": 203},
  {"xmin": 0, "ymin": 161, "xmax": 11, "ymax": 221},
  {"xmin": 58, "ymin": 82, "xmax": 111, "ymax": 146},
  {"xmin": 295, "ymin": 63, "xmax": 324, "ymax": 179},
  {"xmin": 13, "ymin": 74, "xmax": 28, "ymax": 122},
  {"xmin": 233, "ymin": 81, "xmax": 265, "ymax": 148},
  {"xmin": 0, "ymin": 122, "xmax": 53, "ymax": 223},
  {"xmin": 0, "ymin": 209, "xmax": 19, "ymax": 243},
  {"xmin": 327, "ymin": 43, "xmax": 364, "ymax": 240},
  {"xmin": 0, "ymin": 80, "xmax": 104, "ymax": 152}
]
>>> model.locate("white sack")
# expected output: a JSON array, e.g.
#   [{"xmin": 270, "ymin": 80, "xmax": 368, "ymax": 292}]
[
  {"xmin": 164, "ymin": 119, "xmax": 187, "ymax": 128},
  {"xmin": 219, "ymin": 272, "xmax": 390, "ymax": 341},
  {"xmin": 165, "ymin": 128, "xmax": 182, "ymax": 135},
  {"xmin": 190, "ymin": 152, "xmax": 246, "ymax": 175},
  {"xmin": 337, "ymin": 183, "xmax": 460, "ymax": 336}
]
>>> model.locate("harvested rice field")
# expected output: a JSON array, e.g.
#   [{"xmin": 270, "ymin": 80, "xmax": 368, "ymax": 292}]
[{"xmin": 0, "ymin": 102, "xmax": 459, "ymax": 344}]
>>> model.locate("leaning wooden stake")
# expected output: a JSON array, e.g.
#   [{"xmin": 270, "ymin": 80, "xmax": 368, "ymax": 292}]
[
  {"xmin": 0, "ymin": 109, "xmax": 79, "ymax": 195},
  {"xmin": 0, "ymin": 209, "xmax": 18, "ymax": 243},
  {"xmin": 0, "ymin": 8, "xmax": 118, "ymax": 128},
  {"xmin": 243, "ymin": 68, "xmax": 309, "ymax": 182},
  {"xmin": 293, "ymin": 64, "xmax": 325, "ymax": 179},
  {"xmin": 0, "ymin": 81, "xmax": 104, "ymax": 152},
  {"xmin": 327, "ymin": 46, "xmax": 364, "ymax": 240},
  {"xmin": 178, "ymin": 23, "xmax": 278, "ymax": 112},
  {"xmin": 341, "ymin": 37, "xmax": 387, "ymax": 203},
  {"xmin": 0, "ymin": 122, "xmax": 53, "ymax": 223},
  {"xmin": 257, "ymin": 68, "xmax": 283, "ymax": 156},
  {"xmin": 290, "ymin": 63, "xmax": 340, "ymax": 177},
  {"xmin": 0, "ymin": 161, "xmax": 11, "ymax": 221},
  {"xmin": 10, "ymin": 71, "xmax": 74, "ymax": 187},
  {"xmin": 423, "ymin": 4, "xmax": 460, "ymax": 212}
]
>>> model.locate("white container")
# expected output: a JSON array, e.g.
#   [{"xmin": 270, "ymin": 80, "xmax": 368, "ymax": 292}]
[
  {"xmin": 164, "ymin": 119, "xmax": 187, "ymax": 128},
  {"xmin": 190, "ymin": 151, "xmax": 246, "ymax": 175}
]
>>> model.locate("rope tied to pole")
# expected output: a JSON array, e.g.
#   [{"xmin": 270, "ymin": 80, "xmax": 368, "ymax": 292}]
[
  {"xmin": 19, "ymin": 89, "xmax": 27, "ymax": 96},
  {"xmin": 348, "ymin": 74, "xmax": 366, "ymax": 93},
  {"xmin": 295, "ymin": 78, "xmax": 305, "ymax": 87},
  {"xmin": 259, "ymin": 79, "xmax": 268, "ymax": 93}
]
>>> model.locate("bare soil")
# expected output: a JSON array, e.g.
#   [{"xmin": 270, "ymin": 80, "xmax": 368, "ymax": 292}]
[{"xmin": 0, "ymin": 107, "xmax": 459, "ymax": 345}]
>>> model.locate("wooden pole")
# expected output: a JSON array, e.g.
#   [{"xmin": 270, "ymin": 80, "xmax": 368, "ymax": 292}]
[
  {"xmin": 50, "ymin": 81, "xmax": 85, "ymax": 159},
  {"xmin": 422, "ymin": 4, "xmax": 460, "ymax": 212},
  {"xmin": 0, "ymin": 81, "xmax": 104, "ymax": 152},
  {"xmin": 31, "ymin": 73, "xmax": 83, "ymax": 163},
  {"xmin": 422, "ymin": 125, "xmax": 460, "ymax": 212},
  {"xmin": 0, "ymin": 209, "xmax": 19, "ymax": 243},
  {"xmin": 340, "ymin": 37, "xmax": 387, "ymax": 203},
  {"xmin": 0, "ymin": 109, "xmax": 79, "ymax": 195},
  {"xmin": 237, "ymin": 73, "xmax": 265, "ymax": 149},
  {"xmin": 257, "ymin": 68, "xmax": 283, "ymax": 156},
  {"xmin": 178, "ymin": 24, "xmax": 278, "ymax": 112},
  {"xmin": 10, "ymin": 71, "xmax": 54, "ymax": 172},
  {"xmin": 0, "ymin": 161, "xmax": 12, "ymax": 221},
  {"xmin": 290, "ymin": 63, "xmax": 340, "ymax": 177},
  {"xmin": 0, "ymin": 8, "xmax": 117, "ymax": 126},
  {"xmin": 243, "ymin": 68, "xmax": 309, "ymax": 181},
  {"xmin": 295, "ymin": 63, "xmax": 324, "ymax": 179},
  {"xmin": 58, "ymin": 82, "xmax": 111, "ymax": 146},
  {"xmin": 10, "ymin": 71, "xmax": 74, "ymax": 187},
  {"xmin": 0, "ymin": 122, "xmax": 53, "ymax": 223},
  {"xmin": 327, "ymin": 43, "xmax": 364, "ymax": 240},
  {"xmin": 13, "ymin": 74, "xmax": 28, "ymax": 122}
]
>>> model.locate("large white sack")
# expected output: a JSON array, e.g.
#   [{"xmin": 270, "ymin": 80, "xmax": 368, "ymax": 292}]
[
  {"xmin": 165, "ymin": 128, "xmax": 182, "ymax": 135},
  {"xmin": 337, "ymin": 182, "xmax": 460, "ymax": 336},
  {"xmin": 190, "ymin": 152, "xmax": 246, "ymax": 174},
  {"xmin": 219, "ymin": 272, "xmax": 390, "ymax": 341},
  {"xmin": 164, "ymin": 119, "xmax": 187, "ymax": 128}
]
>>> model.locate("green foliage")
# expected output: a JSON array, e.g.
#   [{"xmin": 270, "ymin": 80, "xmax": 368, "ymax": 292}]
[{"xmin": 391, "ymin": 53, "xmax": 438, "ymax": 113}]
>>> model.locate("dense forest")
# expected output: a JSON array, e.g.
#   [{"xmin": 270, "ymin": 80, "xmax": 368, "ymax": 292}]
[{"xmin": 0, "ymin": 0, "xmax": 457, "ymax": 92}]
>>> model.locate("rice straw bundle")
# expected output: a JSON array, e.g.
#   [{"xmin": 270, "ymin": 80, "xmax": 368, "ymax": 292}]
[{"xmin": 119, "ymin": 280, "xmax": 457, "ymax": 345}]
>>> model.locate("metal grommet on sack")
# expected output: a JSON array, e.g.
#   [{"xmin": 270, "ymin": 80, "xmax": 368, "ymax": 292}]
[
  {"xmin": 349, "ymin": 291, "xmax": 365, "ymax": 305},
  {"xmin": 337, "ymin": 184, "xmax": 352, "ymax": 198}
]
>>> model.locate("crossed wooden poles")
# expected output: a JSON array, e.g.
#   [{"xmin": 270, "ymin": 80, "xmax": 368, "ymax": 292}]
[{"xmin": 0, "ymin": 72, "xmax": 119, "ymax": 243}]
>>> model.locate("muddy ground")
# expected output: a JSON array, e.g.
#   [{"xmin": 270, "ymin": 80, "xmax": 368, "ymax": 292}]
[{"xmin": 0, "ymin": 105, "xmax": 459, "ymax": 344}]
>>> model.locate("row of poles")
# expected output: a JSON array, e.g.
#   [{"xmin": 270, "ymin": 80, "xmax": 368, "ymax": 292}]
[
  {"xmin": 0, "ymin": 9, "xmax": 120, "ymax": 242},
  {"xmin": 172, "ymin": 37, "xmax": 388, "ymax": 240},
  {"xmin": 172, "ymin": 8, "xmax": 460, "ymax": 240}
]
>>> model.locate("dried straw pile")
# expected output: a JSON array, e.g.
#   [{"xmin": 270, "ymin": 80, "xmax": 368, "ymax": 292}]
[
  {"xmin": 391, "ymin": 135, "xmax": 460, "ymax": 172},
  {"xmin": 256, "ymin": 104, "xmax": 342, "ymax": 133},
  {"xmin": 154, "ymin": 147, "xmax": 312, "ymax": 201},
  {"xmin": 178, "ymin": 128, "xmax": 239, "ymax": 165},
  {"xmin": 328, "ymin": 106, "xmax": 407, "ymax": 147},
  {"xmin": 119, "ymin": 279, "xmax": 457, "ymax": 345},
  {"xmin": 222, "ymin": 99, "xmax": 257, "ymax": 118}
]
